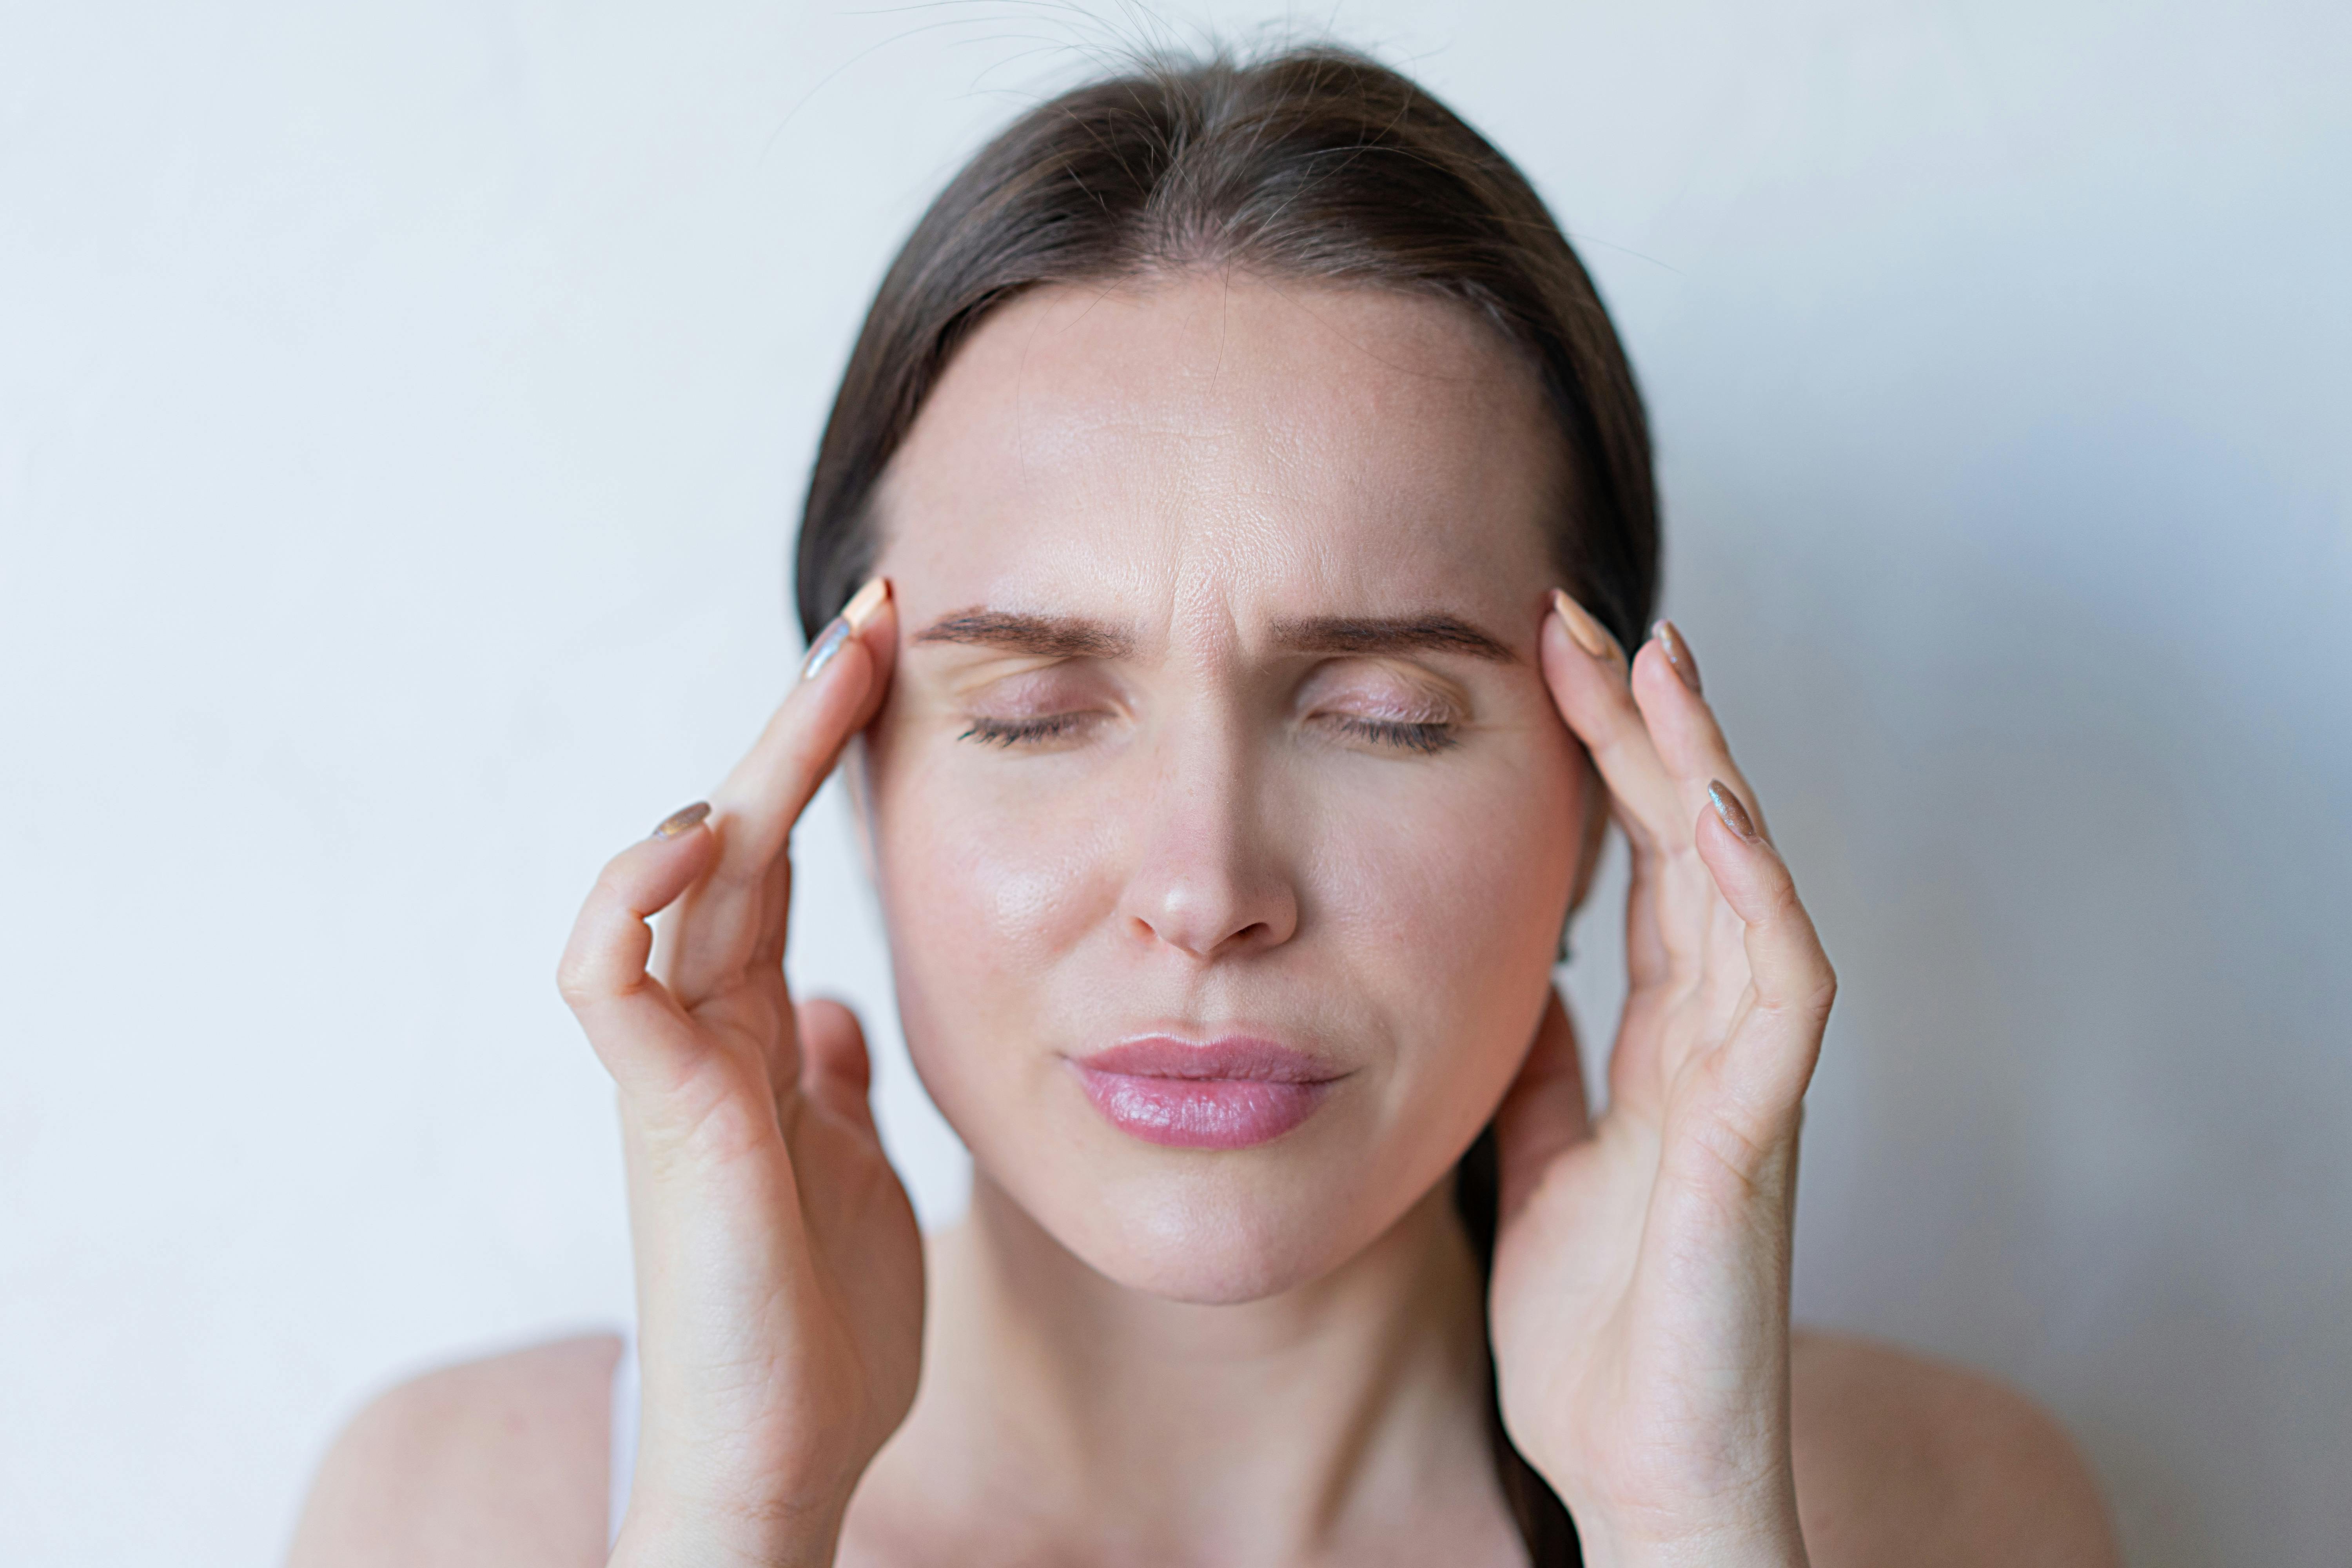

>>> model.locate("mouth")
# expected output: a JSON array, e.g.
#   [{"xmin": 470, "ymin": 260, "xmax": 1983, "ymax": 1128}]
[{"xmin": 1069, "ymin": 1035, "xmax": 1344, "ymax": 1150}]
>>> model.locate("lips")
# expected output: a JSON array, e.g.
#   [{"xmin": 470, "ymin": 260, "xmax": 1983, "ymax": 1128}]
[{"xmin": 1070, "ymin": 1036, "xmax": 1342, "ymax": 1150}]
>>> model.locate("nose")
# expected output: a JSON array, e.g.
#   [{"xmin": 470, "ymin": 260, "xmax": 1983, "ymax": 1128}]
[{"xmin": 1115, "ymin": 726, "xmax": 1300, "ymax": 962}]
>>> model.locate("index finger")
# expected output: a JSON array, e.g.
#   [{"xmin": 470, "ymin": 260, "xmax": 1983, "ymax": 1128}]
[
  {"xmin": 662, "ymin": 578, "xmax": 897, "ymax": 1005},
  {"xmin": 1541, "ymin": 591, "xmax": 1684, "ymax": 858}
]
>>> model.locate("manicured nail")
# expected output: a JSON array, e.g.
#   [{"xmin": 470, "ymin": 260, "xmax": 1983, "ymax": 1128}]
[
  {"xmin": 1707, "ymin": 780, "xmax": 1759, "ymax": 842},
  {"xmin": 799, "ymin": 617, "xmax": 851, "ymax": 682},
  {"xmin": 651, "ymin": 800, "xmax": 711, "ymax": 840},
  {"xmin": 1653, "ymin": 619, "xmax": 1702, "ymax": 693},
  {"xmin": 1551, "ymin": 589, "xmax": 1622, "ymax": 664},
  {"xmin": 800, "ymin": 578, "xmax": 890, "ymax": 683},
  {"xmin": 840, "ymin": 576, "xmax": 889, "ymax": 631}
]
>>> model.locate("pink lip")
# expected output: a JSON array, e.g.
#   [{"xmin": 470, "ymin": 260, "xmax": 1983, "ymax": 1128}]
[{"xmin": 1071, "ymin": 1036, "xmax": 1343, "ymax": 1150}]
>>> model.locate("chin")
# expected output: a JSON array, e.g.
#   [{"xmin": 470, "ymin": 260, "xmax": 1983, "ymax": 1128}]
[
  {"xmin": 1104, "ymin": 1189, "xmax": 1351, "ymax": 1305},
  {"xmin": 1005, "ymin": 1138, "xmax": 1423, "ymax": 1305}
]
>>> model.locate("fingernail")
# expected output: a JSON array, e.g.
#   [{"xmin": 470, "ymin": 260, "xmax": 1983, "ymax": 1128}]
[
  {"xmin": 840, "ymin": 576, "xmax": 889, "ymax": 631},
  {"xmin": 799, "ymin": 616, "xmax": 851, "ymax": 682},
  {"xmin": 651, "ymin": 800, "xmax": 711, "ymax": 840},
  {"xmin": 1653, "ymin": 619, "xmax": 1702, "ymax": 693},
  {"xmin": 800, "ymin": 578, "xmax": 890, "ymax": 682},
  {"xmin": 1551, "ymin": 589, "xmax": 1622, "ymax": 664},
  {"xmin": 1707, "ymin": 780, "xmax": 1759, "ymax": 842}
]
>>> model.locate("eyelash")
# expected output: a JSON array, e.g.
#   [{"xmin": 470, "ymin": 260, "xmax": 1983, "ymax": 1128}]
[
  {"xmin": 1330, "ymin": 716, "xmax": 1460, "ymax": 754},
  {"xmin": 959, "ymin": 714, "xmax": 1091, "ymax": 747},
  {"xmin": 957, "ymin": 713, "xmax": 1459, "ymax": 754}
]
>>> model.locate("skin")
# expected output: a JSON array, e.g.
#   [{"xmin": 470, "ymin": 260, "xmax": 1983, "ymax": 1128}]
[{"xmin": 288, "ymin": 277, "xmax": 2122, "ymax": 1567}]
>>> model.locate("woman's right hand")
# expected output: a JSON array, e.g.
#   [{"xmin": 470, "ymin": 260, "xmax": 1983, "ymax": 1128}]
[{"xmin": 557, "ymin": 579, "xmax": 918, "ymax": 1568}]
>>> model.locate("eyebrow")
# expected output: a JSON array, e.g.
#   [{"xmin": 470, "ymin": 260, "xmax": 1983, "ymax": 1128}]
[
  {"xmin": 913, "ymin": 610, "xmax": 1134, "ymax": 658},
  {"xmin": 912, "ymin": 608, "xmax": 1516, "ymax": 662},
  {"xmin": 1271, "ymin": 614, "xmax": 1515, "ymax": 662}
]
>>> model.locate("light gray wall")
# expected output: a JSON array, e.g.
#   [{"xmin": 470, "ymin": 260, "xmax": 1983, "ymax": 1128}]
[{"xmin": 2, "ymin": 3, "xmax": 2343, "ymax": 1563}]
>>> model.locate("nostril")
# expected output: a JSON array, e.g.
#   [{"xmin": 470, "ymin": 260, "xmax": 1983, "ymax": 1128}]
[{"xmin": 1114, "ymin": 816, "xmax": 1301, "ymax": 959}]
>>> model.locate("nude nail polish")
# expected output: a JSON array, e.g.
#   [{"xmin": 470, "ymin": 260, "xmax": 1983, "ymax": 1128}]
[
  {"xmin": 840, "ymin": 576, "xmax": 889, "ymax": 631},
  {"xmin": 1653, "ymin": 619, "xmax": 1702, "ymax": 693},
  {"xmin": 1551, "ymin": 589, "xmax": 1622, "ymax": 664},
  {"xmin": 1707, "ymin": 780, "xmax": 1759, "ymax": 842},
  {"xmin": 652, "ymin": 800, "xmax": 711, "ymax": 839}
]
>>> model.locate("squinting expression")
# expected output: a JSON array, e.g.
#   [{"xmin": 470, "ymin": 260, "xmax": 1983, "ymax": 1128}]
[{"xmin": 863, "ymin": 275, "xmax": 1592, "ymax": 1303}]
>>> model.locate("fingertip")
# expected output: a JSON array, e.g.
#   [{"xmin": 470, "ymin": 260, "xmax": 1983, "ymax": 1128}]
[
  {"xmin": 837, "ymin": 577, "xmax": 898, "ymax": 666},
  {"xmin": 1628, "ymin": 636, "xmax": 1683, "ymax": 706},
  {"xmin": 797, "ymin": 995, "xmax": 866, "ymax": 1048},
  {"xmin": 1650, "ymin": 618, "xmax": 1702, "ymax": 694},
  {"xmin": 841, "ymin": 575, "xmax": 890, "ymax": 630},
  {"xmin": 852, "ymin": 594, "xmax": 900, "ymax": 719},
  {"xmin": 608, "ymin": 809, "xmax": 720, "ymax": 912},
  {"xmin": 809, "ymin": 589, "xmax": 898, "ymax": 729},
  {"xmin": 1537, "ymin": 601, "xmax": 1572, "ymax": 678},
  {"xmin": 1549, "ymin": 588, "xmax": 1625, "ymax": 665},
  {"xmin": 1692, "ymin": 792, "xmax": 1786, "ymax": 919},
  {"xmin": 649, "ymin": 800, "xmax": 711, "ymax": 841},
  {"xmin": 849, "ymin": 575, "xmax": 896, "ymax": 636},
  {"xmin": 1539, "ymin": 599, "xmax": 1618, "ymax": 722},
  {"xmin": 1706, "ymin": 779, "xmax": 1760, "ymax": 844},
  {"xmin": 799, "ymin": 996, "xmax": 875, "ymax": 1107}
]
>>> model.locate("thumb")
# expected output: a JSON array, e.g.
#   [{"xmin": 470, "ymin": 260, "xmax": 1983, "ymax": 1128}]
[
  {"xmin": 796, "ymin": 997, "xmax": 878, "ymax": 1138},
  {"xmin": 1493, "ymin": 989, "xmax": 1591, "ymax": 1221}
]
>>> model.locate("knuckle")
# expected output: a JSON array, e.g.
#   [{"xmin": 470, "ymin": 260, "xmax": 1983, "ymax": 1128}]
[
  {"xmin": 1774, "ymin": 956, "xmax": 1837, "ymax": 1020},
  {"xmin": 554, "ymin": 952, "xmax": 606, "ymax": 1011},
  {"xmin": 592, "ymin": 858, "xmax": 639, "ymax": 901}
]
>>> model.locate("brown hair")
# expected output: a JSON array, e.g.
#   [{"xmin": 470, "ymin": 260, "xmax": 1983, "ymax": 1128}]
[{"xmin": 794, "ymin": 44, "xmax": 1659, "ymax": 1564}]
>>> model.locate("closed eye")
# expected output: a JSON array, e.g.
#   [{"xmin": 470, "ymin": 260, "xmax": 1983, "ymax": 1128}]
[
  {"xmin": 1326, "ymin": 715, "xmax": 1460, "ymax": 754},
  {"xmin": 958, "ymin": 713, "xmax": 1098, "ymax": 748},
  {"xmin": 960, "ymin": 711, "xmax": 1458, "ymax": 752}
]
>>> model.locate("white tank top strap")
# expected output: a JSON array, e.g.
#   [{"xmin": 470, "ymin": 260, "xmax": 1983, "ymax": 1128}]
[{"xmin": 608, "ymin": 1329, "xmax": 640, "ymax": 1549}]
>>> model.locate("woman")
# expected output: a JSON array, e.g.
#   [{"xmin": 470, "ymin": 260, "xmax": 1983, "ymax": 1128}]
[{"xmin": 290, "ymin": 48, "xmax": 2120, "ymax": 1566}]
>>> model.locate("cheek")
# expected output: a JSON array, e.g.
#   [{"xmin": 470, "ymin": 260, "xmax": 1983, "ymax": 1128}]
[
  {"xmin": 1314, "ymin": 746, "xmax": 1582, "ymax": 985},
  {"xmin": 866, "ymin": 740, "xmax": 1118, "ymax": 1035},
  {"xmin": 1302, "ymin": 735, "xmax": 1584, "ymax": 1134}
]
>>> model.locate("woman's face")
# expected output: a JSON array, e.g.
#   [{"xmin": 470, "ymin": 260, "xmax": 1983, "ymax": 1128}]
[{"xmin": 863, "ymin": 275, "xmax": 1589, "ymax": 1303}]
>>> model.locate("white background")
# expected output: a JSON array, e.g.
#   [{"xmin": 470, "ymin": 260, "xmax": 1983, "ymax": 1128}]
[{"xmin": 3, "ymin": 2, "xmax": 2346, "ymax": 1563}]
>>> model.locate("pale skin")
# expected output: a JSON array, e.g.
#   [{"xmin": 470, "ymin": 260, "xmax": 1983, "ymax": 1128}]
[{"xmin": 289, "ymin": 277, "xmax": 2122, "ymax": 1567}]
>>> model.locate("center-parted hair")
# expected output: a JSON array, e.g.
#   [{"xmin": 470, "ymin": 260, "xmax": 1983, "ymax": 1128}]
[{"xmin": 793, "ymin": 45, "xmax": 1661, "ymax": 1564}]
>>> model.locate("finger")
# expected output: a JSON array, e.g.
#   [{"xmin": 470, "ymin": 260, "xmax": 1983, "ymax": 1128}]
[
  {"xmin": 1544, "ymin": 597, "xmax": 1685, "ymax": 988},
  {"xmin": 1542, "ymin": 592, "xmax": 1686, "ymax": 858},
  {"xmin": 1492, "ymin": 989, "xmax": 1591, "ymax": 1222},
  {"xmin": 1696, "ymin": 784, "xmax": 1836, "ymax": 1114},
  {"xmin": 664, "ymin": 580, "xmax": 898, "ymax": 1005},
  {"xmin": 1628, "ymin": 621, "xmax": 1768, "ymax": 842},
  {"xmin": 1617, "ymin": 816, "xmax": 1673, "ymax": 993},
  {"xmin": 795, "ymin": 997, "xmax": 878, "ymax": 1139},
  {"xmin": 555, "ymin": 808, "xmax": 722, "ymax": 1098}
]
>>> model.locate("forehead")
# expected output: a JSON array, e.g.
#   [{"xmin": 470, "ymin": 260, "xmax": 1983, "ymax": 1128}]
[{"xmin": 872, "ymin": 274, "xmax": 1561, "ymax": 630}]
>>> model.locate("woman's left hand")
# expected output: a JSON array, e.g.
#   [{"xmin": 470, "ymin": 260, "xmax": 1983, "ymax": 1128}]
[{"xmin": 1488, "ymin": 597, "xmax": 1836, "ymax": 1568}]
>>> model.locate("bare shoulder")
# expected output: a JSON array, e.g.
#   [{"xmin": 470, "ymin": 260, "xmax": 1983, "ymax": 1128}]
[
  {"xmin": 1789, "ymin": 1330, "xmax": 2120, "ymax": 1568},
  {"xmin": 285, "ymin": 1332, "xmax": 619, "ymax": 1568}
]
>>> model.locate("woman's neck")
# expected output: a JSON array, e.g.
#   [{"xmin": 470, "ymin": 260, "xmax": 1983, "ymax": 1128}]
[{"xmin": 845, "ymin": 1173, "xmax": 1522, "ymax": 1568}]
